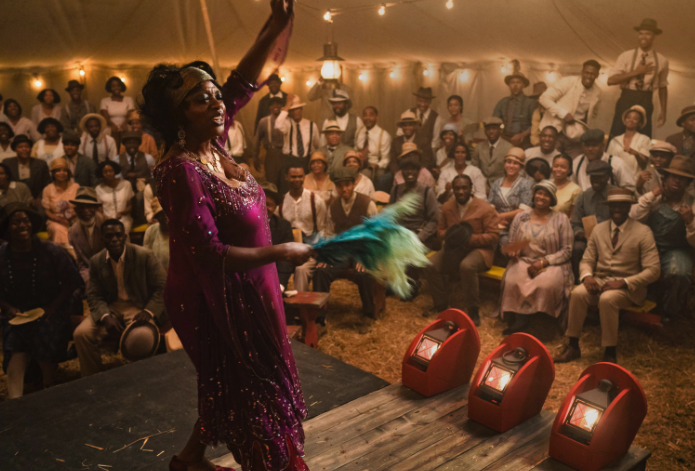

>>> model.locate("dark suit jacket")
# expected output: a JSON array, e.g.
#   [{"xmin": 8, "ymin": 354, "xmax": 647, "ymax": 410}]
[
  {"xmin": 389, "ymin": 135, "xmax": 435, "ymax": 171},
  {"xmin": 68, "ymin": 213, "xmax": 106, "ymax": 275},
  {"xmin": 268, "ymin": 213, "xmax": 294, "ymax": 288},
  {"xmin": 438, "ymin": 196, "xmax": 500, "ymax": 267},
  {"xmin": 4, "ymin": 157, "xmax": 51, "ymax": 199},
  {"xmin": 70, "ymin": 153, "xmax": 99, "ymax": 188},
  {"xmin": 255, "ymin": 91, "xmax": 288, "ymax": 132},
  {"xmin": 87, "ymin": 243, "xmax": 166, "ymax": 324}
]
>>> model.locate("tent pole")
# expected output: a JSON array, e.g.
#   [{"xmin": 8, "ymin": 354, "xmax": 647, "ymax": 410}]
[{"xmin": 199, "ymin": 0, "xmax": 222, "ymax": 79}]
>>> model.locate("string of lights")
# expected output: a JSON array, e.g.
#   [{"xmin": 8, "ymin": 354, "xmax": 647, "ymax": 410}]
[{"xmin": 296, "ymin": 0, "xmax": 452, "ymax": 21}]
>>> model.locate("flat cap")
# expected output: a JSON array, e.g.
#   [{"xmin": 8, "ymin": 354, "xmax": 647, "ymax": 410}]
[
  {"xmin": 330, "ymin": 167, "xmax": 358, "ymax": 183},
  {"xmin": 586, "ymin": 160, "xmax": 612, "ymax": 175},
  {"xmin": 581, "ymin": 129, "xmax": 605, "ymax": 143}
]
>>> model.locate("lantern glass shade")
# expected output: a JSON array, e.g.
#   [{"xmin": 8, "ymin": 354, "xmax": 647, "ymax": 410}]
[
  {"xmin": 414, "ymin": 336, "xmax": 442, "ymax": 363},
  {"xmin": 321, "ymin": 60, "xmax": 342, "ymax": 80},
  {"xmin": 566, "ymin": 399, "xmax": 603, "ymax": 434},
  {"xmin": 411, "ymin": 321, "xmax": 458, "ymax": 369},
  {"xmin": 482, "ymin": 364, "xmax": 514, "ymax": 393},
  {"xmin": 561, "ymin": 379, "xmax": 615, "ymax": 444}
]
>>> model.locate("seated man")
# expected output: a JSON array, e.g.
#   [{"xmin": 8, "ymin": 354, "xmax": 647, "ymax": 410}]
[
  {"xmin": 556, "ymin": 189, "xmax": 660, "ymax": 364},
  {"xmin": 571, "ymin": 161, "xmax": 617, "ymax": 280},
  {"xmin": 262, "ymin": 182, "xmax": 295, "ymax": 292},
  {"xmin": 423, "ymin": 175, "xmax": 499, "ymax": 325},
  {"xmin": 572, "ymin": 129, "xmax": 636, "ymax": 193},
  {"xmin": 73, "ymin": 219, "xmax": 167, "ymax": 377},
  {"xmin": 636, "ymin": 140, "xmax": 677, "ymax": 195},
  {"xmin": 524, "ymin": 126, "xmax": 561, "ymax": 166},
  {"xmin": 629, "ymin": 155, "xmax": 695, "ymax": 321},
  {"xmin": 314, "ymin": 168, "xmax": 378, "ymax": 334},
  {"xmin": 61, "ymin": 131, "xmax": 98, "ymax": 188},
  {"xmin": 319, "ymin": 120, "xmax": 351, "ymax": 174},
  {"xmin": 68, "ymin": 187, "xmax": 106, "ymax": 283},
  {"xmin": 118, "ymin": 131, "xmax": 154, "ymax": 189}
]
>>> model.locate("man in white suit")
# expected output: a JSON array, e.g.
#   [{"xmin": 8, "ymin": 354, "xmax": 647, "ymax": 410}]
[
  {"xmin": 539, "ymin": 60, "xmax": 602, "ymax": 158},
  {"xmin": 555, "ymin": 188, "xmax": 660, "ymax": 364}
]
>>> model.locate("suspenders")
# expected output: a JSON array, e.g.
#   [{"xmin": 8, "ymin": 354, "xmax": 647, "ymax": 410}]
[{"xmin": 627, "ymin": 48, "xmax": 659, "ymax": 91}]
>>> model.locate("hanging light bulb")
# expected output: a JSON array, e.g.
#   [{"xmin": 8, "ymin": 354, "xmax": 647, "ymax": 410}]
[
  {"xmin": 120, "ymin": 76, "xmax": 127, "ymax": 84},
  {"xmin": 446, "ymin": 0, "xmax": 454, "ymax": 9},
  {"xmin": 317, "ymin": 42, "xmax": 344, "ymax": 81},
  {"xmin": 280, "ymin": 76, "xmax": 286, "ymax": 82},
  {"xmin": 390, "ymin": 70, "xmax": 396, "ymax": 79},
  {"xmin": 358, "ymin": 73, "xmax": 366, "ymax": 82},
  {"xmin": 33, "ymin": 76, "xmax": 43, "ymax": 88},
  {"xmin": 306, "ymin": 79, "xmax": 313, "ymax": 87},
  {"xmin": 378, "ymin": 4, "xmax": 386, "ymax": 15},
  {"xmin": 323, "ymin": 10, "xmax": 332, "ymax": 22},
  {"xmin": 459, "ymin": 69, "xmax": 471, "ymax": 82},
  {"xmin": 79, "ymin": 66, "xmax": 85, "ymax": 77}
]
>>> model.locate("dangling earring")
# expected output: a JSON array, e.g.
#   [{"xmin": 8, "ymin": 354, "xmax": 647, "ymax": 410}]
[{"xmin": 177, "ymin": 125, "xmax": 186, "ymax": 148}]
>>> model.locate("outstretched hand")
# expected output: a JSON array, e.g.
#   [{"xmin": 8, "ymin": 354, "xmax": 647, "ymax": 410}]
[{"xmin": 282, "ymin": 242, "xmax": 314, "ymax": 266}]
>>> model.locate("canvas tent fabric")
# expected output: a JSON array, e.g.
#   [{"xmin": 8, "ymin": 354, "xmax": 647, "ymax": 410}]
[{"xmin": 1, "ymin": 0, "xmax": 694, "ymax": 142}]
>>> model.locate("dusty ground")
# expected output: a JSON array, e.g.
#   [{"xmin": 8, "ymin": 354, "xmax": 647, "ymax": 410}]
[{"xmin": 1, "ymin": 280, "xmax": 693, "ymax": 470}]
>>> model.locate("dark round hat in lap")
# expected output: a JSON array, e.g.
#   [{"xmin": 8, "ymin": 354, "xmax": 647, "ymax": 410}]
[
  {"xmin": 330, "ymin": 167, "xmax": 357, "ymax": 184},
  {"xmin": 10, "ymin": 134, "xmax": 33, "ymax": 151},
  {"xmin": 442, "ymin": 222, "xmax": 474, "ymax": 279},
  {"xmin": 0, "ymin": 202, "xmax": 44, "ymax": 237}
]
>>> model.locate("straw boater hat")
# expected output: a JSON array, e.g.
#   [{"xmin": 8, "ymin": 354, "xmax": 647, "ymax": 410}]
[
  {"xmin": 321, "ymin": 120, "xmax": 343, "ymax": 133},
  {"xmin": 119, "ymin": 320, "xmax": 160, "ymax": 362},
  {"xmin": 603, "ymin": 188, "xmax": 635, "ymax": 205},
  {"xmin": 413, "ymin": 87, "xmax": 436, "ymax": 100},
  {"xmin": 529, "ymin": 82, "xmax": 548, "ymax": 99},
  {"xmin": 8, "ymin": 308, "xmax": 46, "ymax": 326},
  {"xmin": 287, "ymin": 95, "xmax": 306, "ymax": 110},
  {"xmin": 504, "ymin": 71, "xmax": 530, "ymax": 88},
  {"xmin": 676, "ymin": 105, "xmax": 695, "ymax": 127},
  {"xmin": 398, "ymin": 142, "xmax": 422, "ymax": 160},
  {"xmin": 531, "ymin": 179, "xmax": 558, "ymax": 206},
  {"xmin": 622, "ymin": 105, "xmax": 648, "ymax": 130},
  {"xmin": 79, "ymin": 113, "xmax": 108, "ymax": 135},
  {"xmin": 504, "ymin": 147, "xmax": 526, "ymax": 165},
  {"xmin": 121, "ymin": 130, "xmax": 142, "ymax": 145},
  {"xmin": 397, "ymin": 110, "xmax": 421, "ymax": 126},
  {"xmin": 649, "ymin": 140, "xmax": 677, "ymax": 155},
  {"xmin": 634, "ymin": 18, "xmax": 662, "ymax": 35},
  {"xmin": 69, "ymin": 186, "xmax": 103, "ymax": 206},
  {"xmin": 663, "ymin": 155, "xmax": 695, "ymax": 180},
  {"xmin": 327, "ymin": 89, "xmax": 352, "ymax": 110}
]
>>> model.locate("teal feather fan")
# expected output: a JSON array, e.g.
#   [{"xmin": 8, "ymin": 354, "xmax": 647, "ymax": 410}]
[{"xmin": 312, "ymin": 194, "xmax": 430, "ymax": 298}]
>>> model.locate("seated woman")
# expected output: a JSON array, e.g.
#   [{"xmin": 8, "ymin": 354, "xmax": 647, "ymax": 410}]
[
  {"xmin": 0, "ymin": 163, "xmax": 33, "ymax": 208},
  {"xmin": 337, "ymin": 151, "xmax": 375, "ymax": 199},
  {"xmin": 42, "ymin": 158, "xmax": 79, "ymax": 245},
  {"xmin": 433, "ymin": 123, "xmax": 458, "ymax": 178},
  {"xmin": 95, "ymin": 160, "xmax": 134, "ymax": 233},
  {"xmin": 488, "ymin": 147, "xmax": 533, "ymax": 247},
  {"xmin": 100, "ymin": 77, "xmax": 134, "ymax": 146},
  {"xmin": 3, "ymin": 99, "xmax": 41, "ymax": 141},
  {"xmin": 525, "ymin": 157, "xmax": 551, "ymax": 183},
  {"xmin": 499, "ymin": 180, "xmax": 574, "ymax": 334},
  {"xmin": 0, "ymin": 203, "xmax": 83, "ymax": 399},
  {"xmin": 606, "ymin": 105, "xmax": 651, "ymax": 178},
  {"xmin": 551, "ymin": 153, "xmax": 581, "ymax": 218},
  {"xmin": 392, "ymin": 143, "xmax": 436, "ymax": 189},
  {"xmin": 32, "ymin": 118, "xmax": 65, "ymax": 165},
  {"xmin": 144, "ymin": 202, "xmax": 170, "ymax": 272},
  {"xmin": 437, "ymin": 140, "xmax": 487, "ymax": 203},
  {"xmin": 31, "ymin": 89, "xmax": 62, "ymax": 126},
  {"xmin": 304, "ymin": 151, "xmax": 334, "ymax": 205},
  {"xmin": 0, "ymin": 122, "xmax": 16, "ymax": 161}
]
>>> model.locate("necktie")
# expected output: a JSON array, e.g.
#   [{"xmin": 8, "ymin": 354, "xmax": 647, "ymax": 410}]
[
  {"xmin": 635, "ymin": 53, "xmax": 648, "ymax": 91},
  {"xmin": 130, "ymin": 154, "xmax": 136, "ymax": 172},
  {"xmin": 363, "ymin": 130, "xmax": 370, "ymax": 151},
  {"xmin": 489, "ymin": 144, "xmax": 495, "ymax": 161},
  {"xmin": 612, "ymin": 228, "xmax": 620, "ymax": 248},
  {"xmin": 92, "ymin": 139, "xmax": 99, "ymax": 164},
  {"xmin": 419, "ymin": 112, "xmax": 425, "ymax": 123},
  {"xmin": 296, "ymin": 122, "xmax": 305, "ymax": 158}
]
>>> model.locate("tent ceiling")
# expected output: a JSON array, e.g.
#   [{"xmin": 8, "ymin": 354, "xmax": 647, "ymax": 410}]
[{"xmin": 2, "ymin": 0, "xmax": 694, "ymax": 71}]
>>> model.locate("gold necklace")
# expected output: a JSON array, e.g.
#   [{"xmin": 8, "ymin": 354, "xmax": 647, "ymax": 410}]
[{"xmin": 180, "ymin": 144, "xmax": 220, "ymax": 173}]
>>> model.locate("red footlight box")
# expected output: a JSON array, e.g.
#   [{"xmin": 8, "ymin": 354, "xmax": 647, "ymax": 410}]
[
  {"xmin": 402, "ymin": 309, "xmax": 480, "ymax": 397},
  {"xmin": 549, "ymin": 363, "xmax": 648, "ymax": 471},
  {"xmin": 468, "ymin": 333, "xmax": 555, "ymax": 432}
]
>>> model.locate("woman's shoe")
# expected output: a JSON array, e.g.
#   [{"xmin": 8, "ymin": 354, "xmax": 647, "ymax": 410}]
[{"xmin": 169, "ymin": 455, "xmax": 235, "ymax": 471}]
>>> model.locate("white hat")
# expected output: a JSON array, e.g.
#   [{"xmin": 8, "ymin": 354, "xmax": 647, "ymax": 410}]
[{"xmin": 287, "ymin": 95, "xmax": 306, "ymax": 110}]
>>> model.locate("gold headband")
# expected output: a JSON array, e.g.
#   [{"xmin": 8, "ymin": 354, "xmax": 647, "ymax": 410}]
[{"xmin": 167, "ymin": 67, "xmax": 216, "ymax": 109}]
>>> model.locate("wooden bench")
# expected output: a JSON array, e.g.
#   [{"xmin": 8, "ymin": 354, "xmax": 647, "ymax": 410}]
[{"xmin": 284, "ymin": 292, "xmax": 330, "ymax": 349}]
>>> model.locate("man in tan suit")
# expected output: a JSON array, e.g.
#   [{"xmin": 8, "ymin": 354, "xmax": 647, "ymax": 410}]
[
  {"xmin": 471, "ymin": 117, "xmax": 514, "ymax": 187},
  {"xmin": 555, "ymin": 188, "xmax": 660, "ymax": 364},
  {"xmin": 423, "ymin": 174, "xmax": 500, "ymax": 325}
]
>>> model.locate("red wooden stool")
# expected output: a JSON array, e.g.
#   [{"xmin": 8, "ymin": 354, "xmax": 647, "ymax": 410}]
[{"xmin": 284, "ymin": 292, "xmax": 330, "ymax": 348}]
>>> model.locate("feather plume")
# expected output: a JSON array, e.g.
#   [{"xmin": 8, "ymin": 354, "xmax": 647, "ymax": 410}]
[{"xmin": 313, "ymin": 194, "xmax": 429, "ymax": 298}]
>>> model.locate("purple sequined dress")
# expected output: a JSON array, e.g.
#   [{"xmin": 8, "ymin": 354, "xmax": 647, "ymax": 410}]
[{"xmin": 154, "ymin": 74, "xmax": 307, "ymax": 471}]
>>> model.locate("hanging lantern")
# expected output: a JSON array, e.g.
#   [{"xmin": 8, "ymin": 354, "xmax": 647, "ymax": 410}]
[
  {"xmin": 549, "ymin": 363, "xmax": 647, "ymax": 471},
  {"xmin": 317, "ymin": 42, "xmax": 344, "ymax": 82},
  {"xmin": 402, "ymin": 309, "xmax": 480, "ymax": 397},
  {"xmin": 468, "ymin": 333, "xmax": 555, "ymax": 432}
]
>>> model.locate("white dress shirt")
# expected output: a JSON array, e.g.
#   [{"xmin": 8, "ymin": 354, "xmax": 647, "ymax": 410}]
[
  {"xmin": 324, "ymin": 192, "xmax": 378, "ymax": 237},
  {"xmin": 606, "ymin": 133, "xmax": 651, "ymax": 177},
  {"xmin": 275, "ymin": 110, "xmax": 320, "ymax": 158},
  {"xmin": 277, "ymin": 188, "xmax": 327, "ymax": 237},
  {"xmin": 611, "ymin": 48, "xmax": 669, "ymax": 91},
  {"xmin": 355, "ymin": 124, "xmax": 392, "ymax": 169},
  {"xmin": 436, "ymin": 165, "xmax": 487, "ymax": 200},
  {"xmin": 80, "ymin": 133, "xmax": 118, "ymax": 163},
  {"xmin": 572, "ymin": 152, "xmax": 636, "ymax": 194},
  {"xmin": 224, "ymin": 121, "xmax": 247, "ymax": 157}
]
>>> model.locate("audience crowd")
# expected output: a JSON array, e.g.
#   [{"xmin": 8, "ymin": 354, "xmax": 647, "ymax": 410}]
[{"xmin": 1, "ymin": 18, "xmax": 693, "ymax": 398}]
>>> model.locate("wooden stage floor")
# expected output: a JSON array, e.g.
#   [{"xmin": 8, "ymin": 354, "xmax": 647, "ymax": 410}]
[{"xmin": 214, "ymin": 383, "xmax": 650, "ymax": 471}]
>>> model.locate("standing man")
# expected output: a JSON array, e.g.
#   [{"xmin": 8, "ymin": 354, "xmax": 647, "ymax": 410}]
[
  {"xmin": 254, "ymin": 74, "xmax": 287, "ymax": 132},
  {"xmin": 666, "ymin": 105, "xmax": 695, "ymax": 159},
  {"xmin": 572, "ymin": 129, "xmax": 635, "ymax": 193},
  {"xmin": 398, "ymin": 87, "xmax": 443, "ymax": 157},
  {"xmin": 68, "ymin": 187, "xmax": 106, "ymax": 283},
  {"xmin": 275, "ymin": 95, "xmax": 320, "ymax": 174},
  {"xmin": 61, "ymin": 80, "xmax": 93, "ymax": 135},
  {"xmin": 319, "ymin": 90, "xmax": 363, "ymax": 148},
  {"xmin": 629, "ymin": 155, "xmax": 695, "ymax": 322},
  {"xmin": 255, "ymin": 96, "xmax": 286, "ymax": 188},
  {"xmin": 307, "ymin": 79, "xmax": 354, "ymax": 127},
  {"xmin": 471, "ymin": 117, "xmax": 513, "ymax": 187},
  {"xmin": 539, "ymin": 60, "xmax": 602, "ymax": 158},
  {"xmin": 524, "ymin": 126, "xmax": 561, "ymax": 166},
  {"xmin": 355, "ymin": 106, "xmax": 391, "ymax": 182},
  {"xmin": 319, "ymin": 121, "xmax": 351, "ymax": 174},
  {"xmin": 555, "ymin": 188, "xmax": 660, "ymax": 364},
  {"xmin": 423, "ymin": 175, "xmax": 499, "ymax": 325},
  {"xmin": 607, "ymin": 19, "xmax": 669, "ymax": 138},
  {"xmin": 493, "ymin": 72, "xmax": 537, "ymax": 149}
]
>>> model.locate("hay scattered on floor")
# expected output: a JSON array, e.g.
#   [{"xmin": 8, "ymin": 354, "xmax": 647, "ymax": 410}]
[{"xmin": 317, "ymin": 279, "xmax": 695, "ymax": 471}]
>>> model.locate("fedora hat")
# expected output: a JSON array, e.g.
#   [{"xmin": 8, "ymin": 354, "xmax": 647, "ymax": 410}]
[
  {"xmin": 119, "ymin": 320, "xmax": 160, "ymax": 362},
  {"xmin": 676, "ymin": 105, "xmax": 695, "ymax": 127},
  {"xmin": 504, "ymin": 72, "xmax": 530, "ymax": 88},
  {"xmin": 79, "ymin": 113, "xmax": 107, "ymax": 135},
  {"xmin": 413, "ymin": 87, "xmax": 436, "ymax": 100},
  {"xmin": 634, "ymin": 18, "xmax": 662, "ymax": 35},
  {"xmin": 121, "ymin": 130, "xmax": 142, "ymax": 145},
  {"xmin": 663, "ymin": 155, "xmax": 695, "ymax": 180},
  {"xmin": 260, "ymin": 181, "xmax": 280, "ymax": 203},
  {"xmin": 328, "ymin": 89, "xmax": 352, "ymax": 109},
  {"xmin": 65, "ymin": 80, "xmax": 85, "ymax": 92},
  {"xmin": 322, "ymin": 120, "xmax": 343, "ymax": 133},
  {"xmin": 8, "ymin": 308, "xmax": 45, "ymax": 326},
  {"xmin": 483, "ymin": 116, "xmax": 504, "ymax": 127},
  {"xmin": 69, "ymin": 186, "xmax": 103, "ymax": 206},
  {"xmin": 0, "ymin": 202, "xmax": 43, "ymax": 237},
  {"xmin": 529, "ymin": 82, "xmax": 548, "ymax": 99},
  {"xmin": 504, "ymin": 147, "xmax": 526, "ymax": 165},
  {"xmin": 622, "ymin": 105, "xmax": 648, "ymax": 130},
  {"xmin": 287, "ymin": 95, "xmax": 306, "ymax": 110},
  {"xmin": 398, "ymin": 142, "xmax": 422, "ymax": 160},
  {"xmin": 10, "ymin": 134, "xmax": 33, "ymax": 152},
  {"xmin": 604, "ymin": 188, "xmax": 635, "ymax": 204},
  {"xmin": 397, "ymin": 110, "xmax": 421, "ymax": 126}
]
